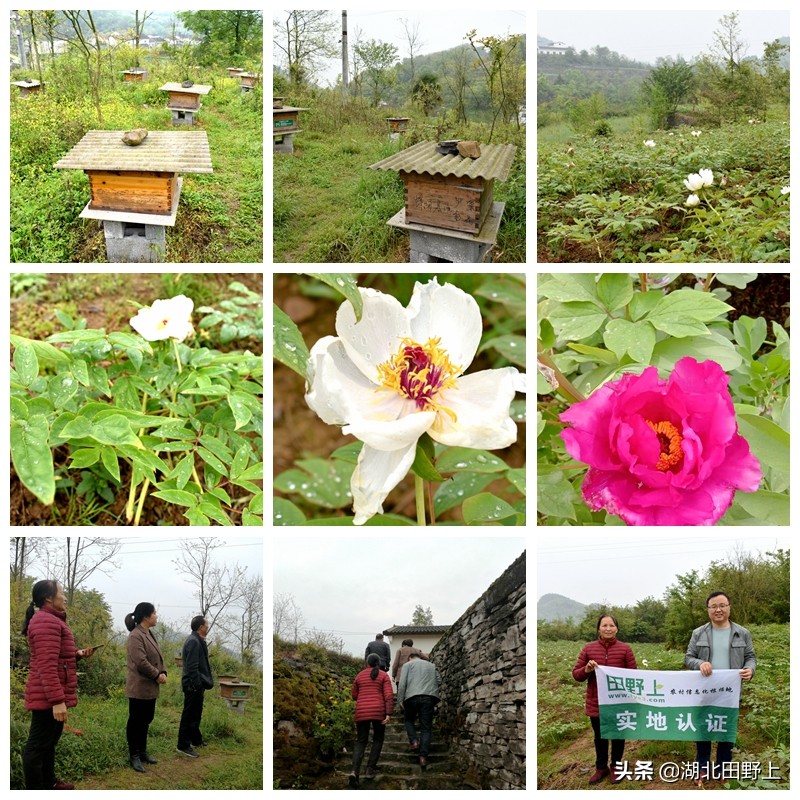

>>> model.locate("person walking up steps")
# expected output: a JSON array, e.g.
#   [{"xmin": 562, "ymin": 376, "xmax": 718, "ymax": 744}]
[{"xmin": 398, "ymin": 652, "xmax": 440, "ymax": 767}]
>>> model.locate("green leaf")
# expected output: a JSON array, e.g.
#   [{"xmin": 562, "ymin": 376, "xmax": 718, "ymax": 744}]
[
  {"xmin": 274, "ymin": 459, "xmax": 351, "ymax": 508},
  {"xmin": 537, "ymin": 466, "xmax": 578, "ymax": 520},
  {"xmin": 227, "ymin": 391, "xmax": 253, "ymax": 430},
  {"xmin": 481, "ymin": 335, "xmax": 525, "ymax": 366},
  {"xmin": 241, "ymin": 509, "xmax": 262, "ymax": 525},
  {"xmin": 303, "ymin": 514, "xmax": 417, "ymax": 526},
  {"xmin": 171, "ymin": 454, "xmax": 195, "ymax": 490},
  {"xmin": 10, "ymin": 335, "xmax": 70, "ymax": 364},
  {"xmin": 331, "ymin": 441, "xmax": 364, "ymax": 464},
  {"xmin": 548, "ymin": 301, "xmax": 607, "ymax": 341},
  {"xmin": 505, "ymin": 467, "xmax": 526, "ymax": 496},
  {"xmin": 734, "ymin": 490, "xmax": 789, "ymax": 526},
  {"xmin": 596, "ymin": 273, "xmax": 633, "ymax": 312},
  {"xmin": 249, "ymin": 491, "xmax": 264, "ymax": 515},
  {"xmin": 436, "ymin": 448, "xmax": 508, "ymax": 473},
  {"xmin": 305, "ymin": 273, "xmax": 363, "ymax": 321},
  {"xmin": 70, "ymin": 358, "xmax": 91, "ymax": 387},
  {"xmin": 185, "ymin": 507, "xmax": 211, "ymax": 526},
  {"xmin": 475, "ymin": 278, "xmax": 526, "ymax": 313},
  {"xmin": 410, "ymin": 441, "xmax": 445, "ymax": 482},
  {"xmin": 433, "ymin": 472, "xmax": 495, "ymax": 515},
  {"xmin": 198, "ymin": 446, "xmax": 229, "ymax": 477},
  {"xmin": 11, "ymin": 416, "xmax": 55, "ymax": 505},
  {"xmin": 69, "ymin": 448, "xmax": 101, "ymax": 468},
  {"xmin": 732, "ymin": 316, "xmax": 768, "ymax": 356},
  {"xmin": 462, "ymin": 492, "xmax": 517, "ymax": 524},
  {"xmin": 716, "ymin": 273, "xmax": 758, "ymax": 290},
  {"xmin": 11, "ymin": 397, "xmax": 29, "ymax": 421},
  {"xmin": 629, "ymin": 290, "xmax": 663, "ymax": 321},
  {"xmin": 100, "ymin": 447, "xmax": 121, "ymax": 483},
  {"xmin": 647, "ymin": 289, "xmax": 732, "ymax": 338},
  {"xmin": 61, "ymin": 414, "xmax": 143, "ymax": 448},
  {"xmin": 197, "ymin": 500, "xmax": 233, "ymax": 525},
  {"xmin": 273, "ymin": 497, "xmax": 307, "ymax": 526},
  {"xmin": 566, "ymin": 343, "xmax": 617, "ymax": 364},
  {"xmin": 273, "ymin": 303, "xmax": 311, "ymax": 379},
  {"xmin": 537, "ymin": 273, "xmax": 599, "ymax": 303},
  {"xmin": 651, "ymin": 332, "xmax": 742, "ymax": 372},
  {"xmin": 47, "ymin": 329, "xmax": 105, "ymax": 343},
  {"xmin": 538, "ymin": 318, "xmax": 556, "ymax": 349},
  {"xmin": 198, "ymin": 435, "xmax": 232, "ymax": 464},
  {"xmin": 230, "ymin": 443, "xmax": 250, "ymax": 479},
  {"xmin": 738, "ymin": 414, "xmax": 789, "ymax": 475},
  {"xmin": 14, "ymin": 342, "xmax": 39, "ymax": 386},
  {"xmin": 151, "ymin": 489, "xmax": 199, "ymax": 507},
  {"xmin": 237, "ymin": 462, "xmax": 263, "ymax": 482},
  {"xmin": 603, "ymin": 319, "xmax": 656, "ymax": 364},
  {"xmin": 48, "ymin": 373, "xmax": 79, "ymax": 409}
]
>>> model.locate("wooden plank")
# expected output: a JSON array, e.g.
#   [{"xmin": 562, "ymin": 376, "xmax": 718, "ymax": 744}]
[
  {"xmin": 401, "ymin": 173, "xmax": 489, "ymax": 234},
  {"xmin": 167, "ymin": 92, "xmax": 201, "ymax": 109}
]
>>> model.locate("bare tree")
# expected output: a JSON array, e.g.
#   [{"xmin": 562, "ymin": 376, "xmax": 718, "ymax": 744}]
[
  {"xmin": 62, "ymin": 10, "xmax": 105, "ymax": 124},
  {"xmin": 273, "ymin": 592, "xmax": 304, "ymax": 644},
  {"xmin": 131, "ymin": 10, "xmax": 154, "ymax": 67},
  {"xmin": 173, "ymin": 538, "xmax": 247, "ymax": 633},
  {"xmin": 273, "ymin": 10, "xmax": 338, "ymax": 86},
  {"xmin": 306, "ymin": 627, "xmax": 345, "ymax": 654},
  {"xmin": 61, "ymin": 538, "xmax": 122, "ymax": 604},
  {"xmin": 441, "ymin": 45, "xmax": 473, "ymax": 124},
  {"xmin": 217, "ymin": 574, "xmax": 263, "ymax": 665},
  {"xmin": 399, "ymin": 17, "xmax": 424, "ymax": 84}
]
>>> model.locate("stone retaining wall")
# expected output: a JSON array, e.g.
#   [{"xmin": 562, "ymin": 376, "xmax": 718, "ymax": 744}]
[{"xmin": 429, "ymin": 551, "xmax": 526, "ymax": 789}]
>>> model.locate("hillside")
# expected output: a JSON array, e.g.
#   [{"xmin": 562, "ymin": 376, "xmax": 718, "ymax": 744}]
[{"xmin": 538, "ymin": 593, "xmax": 586, "ymax": 622}]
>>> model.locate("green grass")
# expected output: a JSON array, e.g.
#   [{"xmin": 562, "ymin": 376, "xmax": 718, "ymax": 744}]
[
  {"xmin": 537, "ymin": 626, "xmax": 789, "ymax": 790},
  {"xmin": 10, "ymin": 668, "xmax": 263, "ymax": 789},
  {"xmin": 11, "ymin": 74, "xmax": 262, "ymax": 263}
]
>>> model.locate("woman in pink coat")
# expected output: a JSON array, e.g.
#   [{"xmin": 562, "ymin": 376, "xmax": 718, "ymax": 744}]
[
  {"xmin": 572, "ymin": 614, "xmax": 638, "ymax": 786},
  {"xmin": 348, "ymin": 653, "xmax": 394, "ymax": 787},
  {"xmin": 22, "ymin": 580, "xmax": 96, "ymax": 790}
]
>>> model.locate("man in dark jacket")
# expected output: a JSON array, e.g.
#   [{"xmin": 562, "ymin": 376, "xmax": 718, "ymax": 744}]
[
  {"xmin": 365, "ymin": 633, "xmax": 391, "ymax": 671},
  {"xmin": 177, "ymin": 616, "xmax": 214, "ymax": 757}
]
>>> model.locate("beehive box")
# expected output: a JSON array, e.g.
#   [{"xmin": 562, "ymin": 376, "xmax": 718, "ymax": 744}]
[
  {"xmin": 273, "ymin": 105, "xmax": 308, "ymax": 136},
  {"xmin": 240, "ymin": 73, "xmax": 260, "ymax": 89},
  {"xmin": 159, "ymin": 82, "xmax": 212, "ymax": 110},
  {"xmin": 122, "ymin": 69, "xmax": 146, "ymax": 82},
  {"xmin": 219, "ymin": 681, "xmax": 254, "ymax": 700},
  {"xmin": 227, "ymin": 67, "xmax": 244, "ymax": 77},
  {"xmin": 54, "ymin": 130, "xmax": 213, "ymax": 216},
  {"xmin": 12, "ymin": 79, "xmax": 42, "ymax": 97},
  {"xmin": 387, "ymin": 117, "xmax": 411, "ymax": 133},
  {"xmin": 368, "ymin": 141, "xmax": 516, "ymax": 234}
]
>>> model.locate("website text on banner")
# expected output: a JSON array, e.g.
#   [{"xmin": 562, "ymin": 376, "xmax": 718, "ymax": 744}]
[{"xmin": 597, "ymin": 666, "xmax": 741, "ymax": 743}]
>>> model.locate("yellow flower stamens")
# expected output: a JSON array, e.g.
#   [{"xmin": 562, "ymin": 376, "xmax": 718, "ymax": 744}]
[
  {"xmin": 646, "ymin": 420, "xmax": 684, "ymax": 471},
  {"xmin": 376, "ymin": 337, "xmax": 460, "ymax": 422}
]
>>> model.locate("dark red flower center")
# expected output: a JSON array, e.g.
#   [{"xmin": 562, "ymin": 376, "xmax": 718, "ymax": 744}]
[
  {"xmin": 376, "ymin": 337, "xmax": 459, "ymax": 419},
  {"xmin": 647, "ymin": 420, "xmax": 684, "ymax": 471}
]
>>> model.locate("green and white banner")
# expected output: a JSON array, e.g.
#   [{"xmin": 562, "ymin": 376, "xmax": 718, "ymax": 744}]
[{"xmin": 597, "ymin": 666, "xmax": 741, "ymax": 742}]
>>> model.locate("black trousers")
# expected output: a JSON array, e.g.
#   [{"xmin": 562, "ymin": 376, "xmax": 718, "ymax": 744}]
[
  {"xmin": 590, "ymin": 715, "xmax": 625, "ymax": 770},
  {"xmin": 23, "ymin": 710, "xmax": 64, "ymax": 789},
  {"xmin": 126, "ymin": 697, "xmax": 157, "ymax": 756},
  {"xmin": 351, "ymin": 720, "xmax": 386, "ymax": 774},
  {"xmin": 177, "ymin": 689, "xmax": 206, "ymax": 748},
  {"xmin": 696, "ymin": 740, "xmax": 734, "ymax": 773}
]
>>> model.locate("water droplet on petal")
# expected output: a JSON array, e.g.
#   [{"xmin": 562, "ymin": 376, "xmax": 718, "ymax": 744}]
[
  {"xmin": 476, "ymin": 454, "xmax": 488, "ymax": 463},
  {"xmin": 275, "ymin": 513, "xmax": 283, "ymax": 520},
  {"xmin": 455, "ymin": 462, "xmax": 467, "ymax": 468}
]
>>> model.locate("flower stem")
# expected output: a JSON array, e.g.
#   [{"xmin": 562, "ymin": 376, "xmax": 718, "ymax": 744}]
[
  {"xmin": 133, "ymin": 479, "xmax": 150, "ymax": 527},
  {"xmin": 172, "ymin": 338, "xmax": 183, "ymax": 375},
  {"xmin": 414, "ymin": 474, "xmax": 426, "ymax": 526},
  {"xmin": 537, "ymin": 350, "xmax": 586, "ymax": 403}
]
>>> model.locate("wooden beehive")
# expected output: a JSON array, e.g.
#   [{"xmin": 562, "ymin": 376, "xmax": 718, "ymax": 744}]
[
  {"xmin": 387, "ymin": 117, "xmax": 411, "ymax": 133},
  {"xmin": 122, "ymin": 69, "xmax": 146, "ymax": 82},
  {"xmin": 368, "ymin": 141, "xmax": 517, "ymax": 235},
  {"xmin": 54, "ymin": 130, "xmax": 213, "ymax": 217},
  {"xmin": 12, "ymin": 79, "xmax": 42, "ymax": 97},
  {"xmin": 273, "ymin": 105, "xmax": 308, "ymax": 137},
  {"xmin": 227, "ymin": 67, "xmax": 244, "ymax": 77},
  {"xmin": 159, "ymin": 82, "xmax": 212, "ymax": 111},
  {"xmin": 240, "ymin": 73, "xmax": 259, "ymax": 89},
  {"xmin": 219, "ymin": 681, "xmax": 254, "ymax": 700}
]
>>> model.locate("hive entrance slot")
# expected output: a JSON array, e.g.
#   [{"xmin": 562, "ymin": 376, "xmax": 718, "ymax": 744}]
[{"xmin": 124, "ymin": 223, "xmax": 146, "ymax": 237}]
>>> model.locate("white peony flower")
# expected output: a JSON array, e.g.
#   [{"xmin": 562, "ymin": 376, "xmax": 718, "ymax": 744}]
[
  {"xmin": 130, "ymin": 295, "xmax": 194, "ymax": 342},
  {"xmin": 684, "ymin": 169, "xmax": 714, "ymax": 192},
  {"xmin": 685, "ymin": 193, "xmax": 700, "ymax": 207},
  {"xmin": 305, "ymin": 278, "xmax": 526, "ymax": 525},
  {"xmin": 643, "ymin": 140, "xmax": 656, "ymax": 147}
]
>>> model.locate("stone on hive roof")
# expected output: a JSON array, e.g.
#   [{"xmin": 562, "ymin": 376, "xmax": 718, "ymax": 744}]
[
  {"xmin": 54, "ymin": 130, "xmax": 213, "ymax": 173},
  {"xmin": 368, "ymin": 140, "xmax": 516, "ymax": 182},
  {"xmin": 158, "ymin": 82, "xmax": 213, "ymax": 95}
]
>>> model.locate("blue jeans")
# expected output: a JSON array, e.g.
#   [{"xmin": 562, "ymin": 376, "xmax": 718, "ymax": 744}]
[{"xmin": 403, "ymin": 695, "xmax": 437, "ymax": 757}]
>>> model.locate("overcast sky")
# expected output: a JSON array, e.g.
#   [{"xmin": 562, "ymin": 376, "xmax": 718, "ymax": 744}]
[
  {"xmin": 538, "ymin": 9, "xmax": 789, "ymax": 65},
  {"xmin": 273, "ymin": 7, "xmax": 526, "ymax": 87},
  {"xmin": 537, "ymin": 533, "xmax": 791, "ymax": 609},
  {"xmin": 273, "ymin": 536, "xmax": 525, "ymax": 657},
  {"xmin": 17, "ymin": 536, "xmax": 263, "ymax": 640}
]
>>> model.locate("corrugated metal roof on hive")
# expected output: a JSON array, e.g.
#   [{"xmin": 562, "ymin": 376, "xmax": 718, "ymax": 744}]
[
  {"xmin": 54, "ymin": 130, "xmax": 214, "ymax": 174},
  {"xmin": 367, "ymin": 140, "xmax": 516, "ymax": 181}
]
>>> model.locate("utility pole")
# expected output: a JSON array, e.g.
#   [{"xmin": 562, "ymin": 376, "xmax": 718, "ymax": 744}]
[
  {"xmin": 12, "ymin": 10, "xmax": 28, "ymax": 69},
  {"xmin": 341, "ymin": 10, "xmax": 349, "ymax": 96}
]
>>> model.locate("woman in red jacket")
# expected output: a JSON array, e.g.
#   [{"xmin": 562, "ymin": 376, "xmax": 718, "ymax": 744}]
[
  {"xmin": 348, "ymin": 653, "xmax": 394, "ymax": 787},
  {"xmin": 21, "ymin": 580, "xmax": 96, "ymax": 790},
  {"xmin": 572, "ymin": 614, "xmax": 637, "ymax": 786}
]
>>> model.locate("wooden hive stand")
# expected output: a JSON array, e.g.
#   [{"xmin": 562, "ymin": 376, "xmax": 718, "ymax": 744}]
[
  {"xmin": 159, "ymin": 82, "xmax": 213, "ymax": 126},
  {"xmin": 54, "ymin": 130, "xmax": 213, "ymax": 263}
]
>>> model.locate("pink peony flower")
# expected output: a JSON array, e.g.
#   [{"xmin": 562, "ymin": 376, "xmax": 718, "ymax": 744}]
[{"xmin": 559, "ymin": 357, "xmax": 761, "ymax": 525}]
